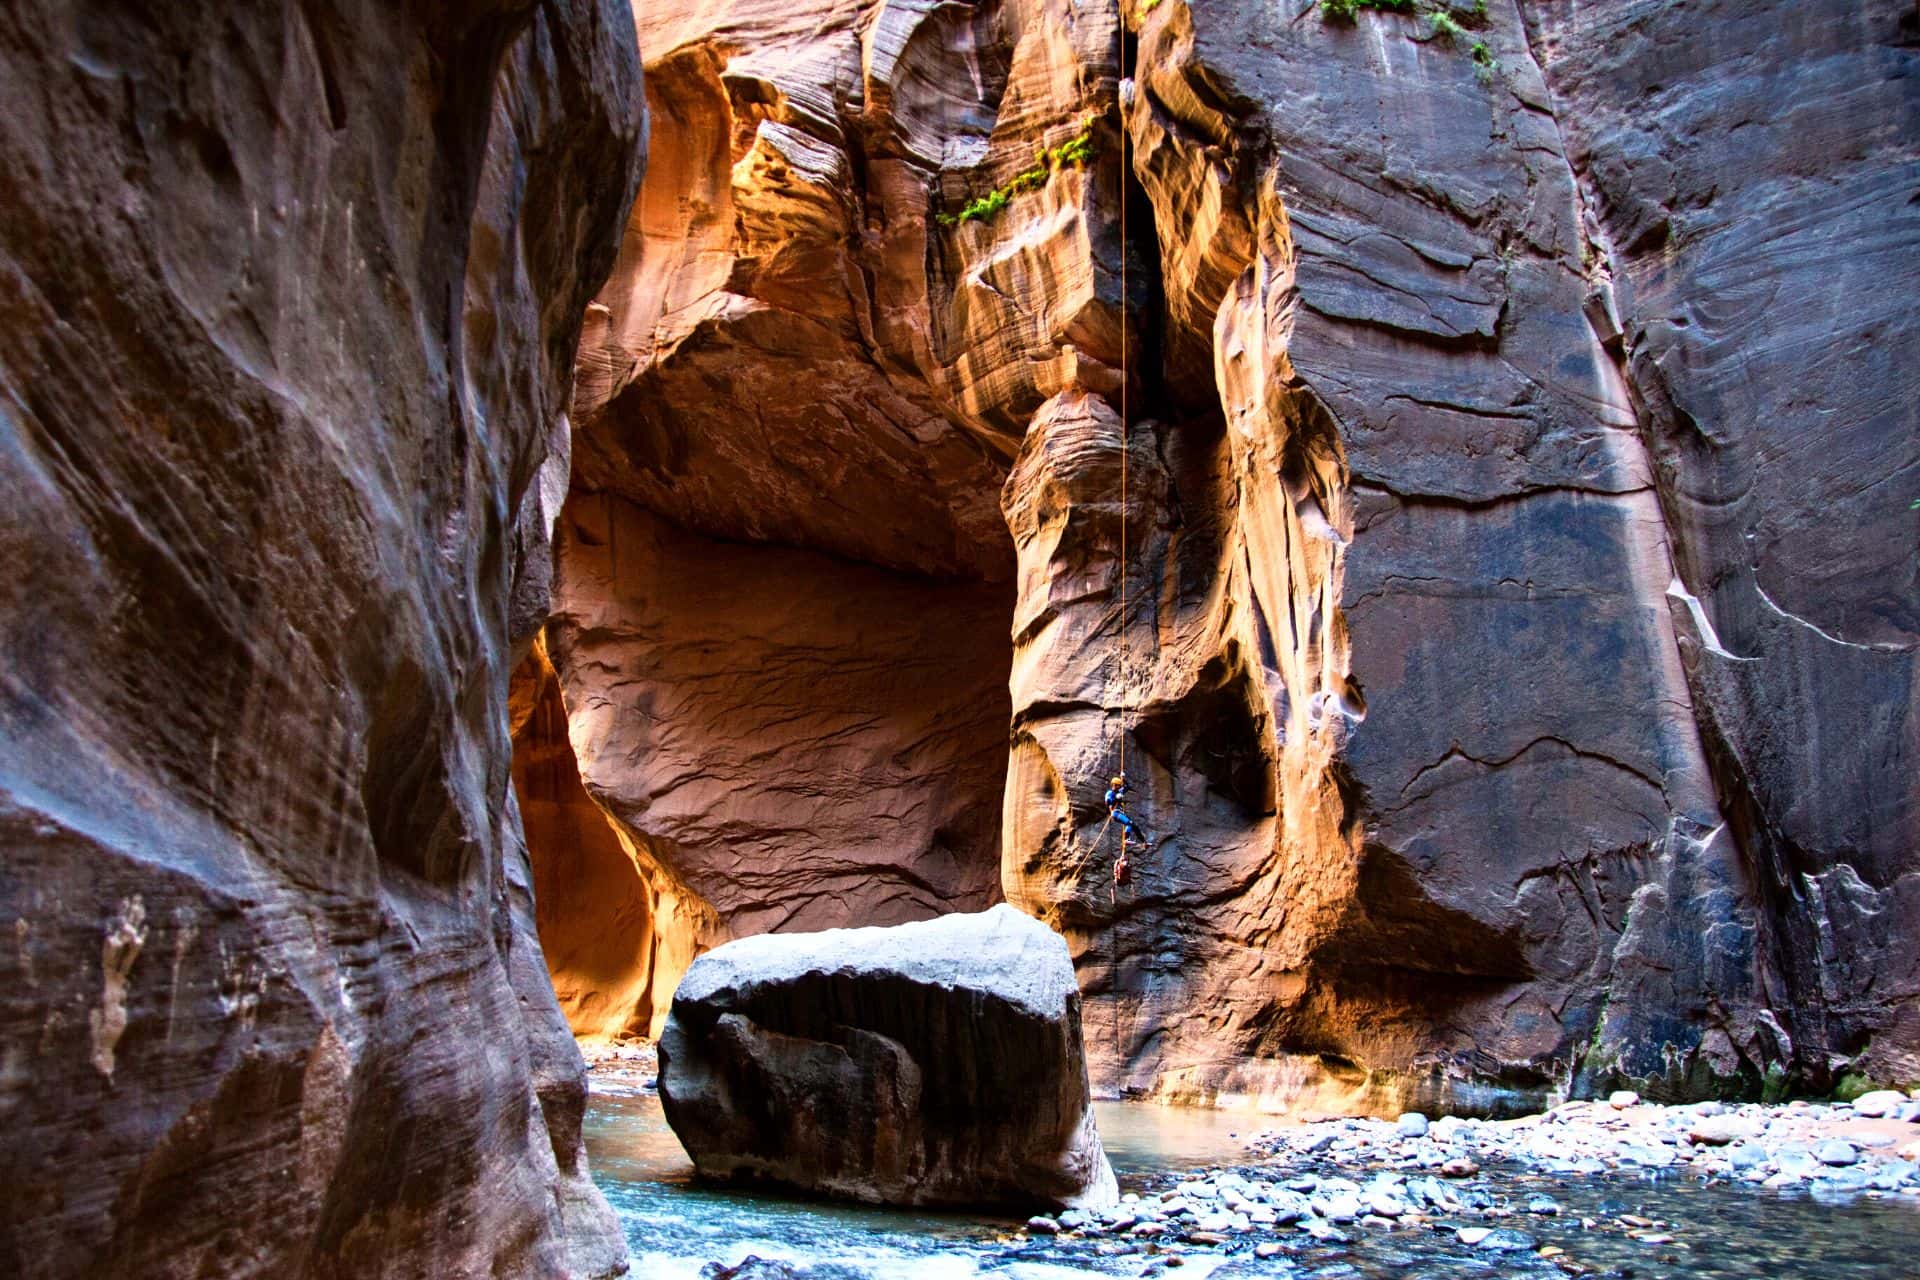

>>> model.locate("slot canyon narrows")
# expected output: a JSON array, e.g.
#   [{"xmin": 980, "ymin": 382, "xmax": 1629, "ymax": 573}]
[{"xmin": 2, "ymin": 0, "xmax": 1917, "ymax": 1277}]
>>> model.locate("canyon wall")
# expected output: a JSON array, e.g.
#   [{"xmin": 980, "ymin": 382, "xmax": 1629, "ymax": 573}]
[
  {"xmin": 533, "ymin": 0, "xmax": 1916, "ymax": 1105},
  {"xmin": 523, "ymin": 0, "xmax": 1142, "ymax": 1037},
  {"xmin": 0, "ymin": 1, "xmax": 643, "ymax": 1275}
]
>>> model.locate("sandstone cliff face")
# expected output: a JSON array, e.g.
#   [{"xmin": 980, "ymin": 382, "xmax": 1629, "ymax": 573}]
[
  {"xmin": 533, "ymin": 0, "xmax": 1916, "ymax": 1105},
  {"xmin": 0, "ymin": 2, "xmax": 642, "ymax": 1275},
  {"xmin": 1523, "ymin": 0, "xmax": 1920, "ymax": 1097},
  {"xmin": 523, "ymin": 0, "xmax": 1142, "ymax": 1034}
]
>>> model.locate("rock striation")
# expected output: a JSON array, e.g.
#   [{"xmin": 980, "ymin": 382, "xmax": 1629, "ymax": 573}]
[
  {"xmin": 0, "ymin": 1, "xmax": 643, "ymax": 1275},
  {"xmin": 658, "ymin": 904, "xmax": 1118, "ymax": 1209},
  {"xmin": 533, "ymin": 0, "xmax": 1917, "ymax": 1107}
]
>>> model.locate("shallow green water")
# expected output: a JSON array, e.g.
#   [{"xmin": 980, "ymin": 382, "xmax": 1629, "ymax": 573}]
[{"xmin": 584, "ymin": 1091, "xmax": 1920, "ymax": 1279}]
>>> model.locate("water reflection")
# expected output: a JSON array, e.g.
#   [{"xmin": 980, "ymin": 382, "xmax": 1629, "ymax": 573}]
[{"xmin": 584, "ymin": 1091, "xmax": 1920, "ymax": 1279}]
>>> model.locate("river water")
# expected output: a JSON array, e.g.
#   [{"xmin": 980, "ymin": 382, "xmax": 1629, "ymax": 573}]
[{"xmin": 584, "ymin": 1089, "xmax": 1920, "ymax": 1279}]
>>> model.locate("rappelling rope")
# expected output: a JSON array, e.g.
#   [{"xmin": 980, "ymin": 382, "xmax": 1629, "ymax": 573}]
[
  {"xmin": 1110, "ymin": 56, "xmax": 1134, "ymax": 1072},
  {"xmin": 1116, "ymin": 73, "xmax": 1130, "ymax": 789}
]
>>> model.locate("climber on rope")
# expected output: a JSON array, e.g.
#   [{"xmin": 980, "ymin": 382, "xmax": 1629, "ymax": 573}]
[{"xmin": 1104, "ymin": 773, "xmax": 1150, "ymax": 884}]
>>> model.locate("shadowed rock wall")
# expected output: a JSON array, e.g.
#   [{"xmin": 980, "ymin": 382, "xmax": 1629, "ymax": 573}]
[
  {"xmin": 539, "ymin": 494, "xmax": 1014, "ymax": 1040},
  {"xmin": 0, "ymin": 1, "xmax": 643, "ymax": 1274},
  {"xmin": 1523, "ymin": 0, "xmax": 1920, "ymax": 1097}
]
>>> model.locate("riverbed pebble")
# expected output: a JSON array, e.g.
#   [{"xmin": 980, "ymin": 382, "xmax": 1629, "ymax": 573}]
[
  {"xmin": 1850, "ymin": 1089, "xmax": 1907, "ymax": 1118},
  {"xmin": 1688, "ymin": 1114, "xmax": 1757, "ymax": 1145},
  {"xmin": 1816, "ymin": 1139, "xmax": 1859, "ymax": 1166},
  {"xmin": 990, "ymin": 1088, "xmax": 1920, "ymax": 1280}
]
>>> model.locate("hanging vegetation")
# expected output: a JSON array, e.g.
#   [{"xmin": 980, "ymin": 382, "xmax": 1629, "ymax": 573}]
[{"xmin": 936, "ymin": 114, "xmax": 1101, "ymax": 228}]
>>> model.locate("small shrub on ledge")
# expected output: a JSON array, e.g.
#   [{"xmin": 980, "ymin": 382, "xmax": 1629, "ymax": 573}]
[
  {"xmin": 1322, "ymin": 0, "xmax": 1498, "ymax": 78},
  {"xmin": 937, "ymin": 114, "xmax": 1101, "ymax": 228}
]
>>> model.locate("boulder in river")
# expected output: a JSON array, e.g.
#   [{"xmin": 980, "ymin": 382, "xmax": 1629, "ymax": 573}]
[
  {"xmin": 1851, "ymin": 1090, "xmax": 1908, "ymax": 1118},
  {"xmin": 658, "ymin": 905, "xmax": 1118, "ymax": 1209}
]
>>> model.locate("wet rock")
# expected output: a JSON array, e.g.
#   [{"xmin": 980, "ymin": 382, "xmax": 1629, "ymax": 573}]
[
  {"xmin": 1816, "ymin": 1140, "xmax": 1860, "ymax": 1167},
  {"xmin": 1480, "ymin": 1229, "xmax": 1541, "ymax": 1252},
  {"xmin": 1776, "ymin": 1147, "xmax": 1823, "ymax": 1178},
  {"xmin": 1853, "ymin": 1091, "xmax": 1909, "ymax": 1119},
  {"xmin": 1396, "ymin": 1113, "xmax": 1431, "ymax": 1139},
  {"xmin": 1527, "ymin": 1195, "xmax": 1562, "ymax": 1216},
  {"xmin": 1619, "ymin": 1143, "xmax": 1676, "ymax": 1169},
  {"xmin": 1872, "ymin": 1160, "xmax": 1916, "ymax": 1190},
  {"xmin": 1813, "ymin": 1166, "xmax": 1872, "ymax": 1193},
  {"xmin": 659, "ymin": 905, "xmax": 1117, "ymax": 1209},
  {"xmin": 704, "ymin": 1259, "xmax": 808, "ymax": 1280},
  {"xmin": 1364, "ymin": 1190, "xmax": 1412, "ymax": 1218},
  {"xmin": 1028, "ymin": 1216, "xmax": 1061, "ymax": 1235},
  {"xmin": 1269, "ymin": 1191, "xmax": 1314, "ymax": 1223},
  {"xmin": 1315, "ymin": 1193, "xmax": 1362, "ymax": 1223}
]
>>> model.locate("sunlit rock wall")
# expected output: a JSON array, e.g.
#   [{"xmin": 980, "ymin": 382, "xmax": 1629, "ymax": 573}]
[
  {"xmin": 535, "ymin": 0, "xmax": 1916, "ymax": 1107},
  {"xmin": 0, "ymin": 1, "xmax": 643, "ymax": 1274},
  {"xmin": 1029, "ymin": 0, "xmax": 1916, "ymax": 1106},
  {"xmin": 524, "ymin": 0, "xmax": 1139, "ymax": 1026}
]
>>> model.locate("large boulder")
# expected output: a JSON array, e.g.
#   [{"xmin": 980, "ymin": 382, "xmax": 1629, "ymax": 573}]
[{"xmin": 658, "ymin": 904, "xmax": 1118, "ymax": 1210}]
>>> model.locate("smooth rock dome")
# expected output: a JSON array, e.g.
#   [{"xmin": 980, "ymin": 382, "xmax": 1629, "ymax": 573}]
[{"xmin": 658, "ymin": 905, "xmax": 1118, "ymax": 1210}]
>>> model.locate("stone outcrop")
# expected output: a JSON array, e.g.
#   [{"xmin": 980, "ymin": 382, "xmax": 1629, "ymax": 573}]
[
  {"xmin": 658, "ymin": 904, "xmax": 1118, "ymax": 1209},
  {"xmin": 531, "ymin": 0, "xmax": 1917, "ymax": 1107},
  {"xmin": 0, "ymin": 1, "xmax": 642, "ymax": 1275}
]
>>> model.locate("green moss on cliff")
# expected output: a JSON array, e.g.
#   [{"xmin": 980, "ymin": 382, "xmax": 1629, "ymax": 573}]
[
  {"xmin": 1322, "ymin": 0, "xmax": 1497, "ymax": 80},
  {"xmin": 936, "ymin": 115, "xmax": 1100, "ymax": 229}
]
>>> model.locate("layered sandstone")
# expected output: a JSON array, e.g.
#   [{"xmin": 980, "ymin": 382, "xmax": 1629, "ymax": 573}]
[
  {"xmin": 0, "ymin": 1, "xmax": 643, "ymax": 1275},
  {"xmin": 536, "ymin": 0, "xmax": 1916, "ymax": 1107},
  {"xmin": 524, "ymin": 0, "xmax": 1138, "ymax": 1030}
]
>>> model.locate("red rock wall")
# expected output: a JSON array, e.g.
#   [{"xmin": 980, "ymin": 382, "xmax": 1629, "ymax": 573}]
[
  {"xmin": 532, "ymin": 495, "xmax": 1014, "ymax": 1038},
  {"xmin": 515, "ymin": 0, "xmax": 1115, "ymax": 1021},
  {"xmin": 525, "ymin": 0, "xmax": 1916, "ymax": 1108},
  {"xmin": 0, "ymin": 1, "xmax": 643, "ymax": 1274}
]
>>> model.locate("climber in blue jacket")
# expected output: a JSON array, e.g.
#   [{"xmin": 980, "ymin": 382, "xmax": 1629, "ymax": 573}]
[{"xmin": 1105, "ymin": 773, "xmax": 1149, "ymax": 884}]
